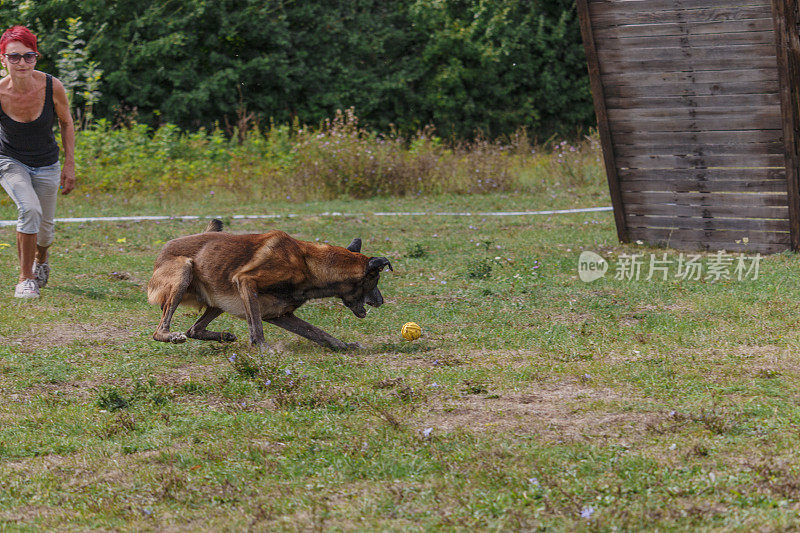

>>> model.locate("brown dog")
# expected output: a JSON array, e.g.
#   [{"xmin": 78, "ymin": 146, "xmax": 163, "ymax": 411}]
[{"xmin": 147, "ymin": 220, "xmax": 392, "ymax": 350}]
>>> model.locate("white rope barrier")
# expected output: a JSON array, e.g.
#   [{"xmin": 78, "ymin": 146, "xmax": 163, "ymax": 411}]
[{"xmin": 0, "ymin": 206, "xmax": 613, "ymax": 227}]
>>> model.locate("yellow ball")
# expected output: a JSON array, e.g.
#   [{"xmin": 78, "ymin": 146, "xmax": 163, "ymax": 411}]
[{"xmin": 401, "ymin": 322, "xmax": 422, "ymax": 341}]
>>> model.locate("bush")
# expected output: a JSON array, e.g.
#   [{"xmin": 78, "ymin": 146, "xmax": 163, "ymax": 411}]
[
  {"xmin": 467, "ymin": 258, "xmax": 493, "ymax": 280},
  {"xmin": 96, "ymin": 386, "xmax": 130, "ymax": 411},
  {"xmin": 405, "ymin": 242, "xmax": 427, "ymax": 259},
  {"xmin": 94, "ymin": 378, "xmax": 172, "ymax": 411}
]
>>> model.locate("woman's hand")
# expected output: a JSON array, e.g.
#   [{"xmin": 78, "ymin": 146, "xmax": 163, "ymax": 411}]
[{"xmin": 60, "ymin": 163, "xmax": 75, "ymax": 195}]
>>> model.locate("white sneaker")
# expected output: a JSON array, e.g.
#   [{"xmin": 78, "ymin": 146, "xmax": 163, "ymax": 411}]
[
  {"xmin": 33, "ymin": 260, "xmax": 50, "ymax": 288},
  {"xmin": 14, "ymin": 278, "xmax": 40, "ymax": 299}
]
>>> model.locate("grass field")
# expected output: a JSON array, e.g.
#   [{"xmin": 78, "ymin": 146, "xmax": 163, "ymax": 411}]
[{"xmin": 3, "ymin": 169, "xmax": 800, "ymax": 530}]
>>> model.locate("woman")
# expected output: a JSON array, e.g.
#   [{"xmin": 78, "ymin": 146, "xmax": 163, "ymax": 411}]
[{"xmin": 0, "ymin": 25, "xmax": 75, "ymax": 299}]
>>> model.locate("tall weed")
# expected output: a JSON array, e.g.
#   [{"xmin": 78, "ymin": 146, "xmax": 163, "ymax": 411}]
[
  {"xmin": 289, "ymin": 110, "xmax": 519, "ymax": 198},
  {"xmin": 549, "ymin": 132, "xmax": 604, "ymax": 188},
  {"xmin": 71, "ymin": 111, "xmax": 602, "ymax": 201}
]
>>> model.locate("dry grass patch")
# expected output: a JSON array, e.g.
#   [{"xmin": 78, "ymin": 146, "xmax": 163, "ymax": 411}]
[
  {"xmin": 417, "ymin": 380, "xmax": 655, "ymax": 442},
  {"xmin": 20, "ymin": 379, "xmax": 100, "ymax": 401},
  {"xmin": 4, "ymin": 321, "xmax": 132, "ymax": 350},
  {"xmin": 547, "ymin": 312, "xmax": 594, "ymax": 326},
  {"xmin": 0, "ymin": 506, "xmax": 70, "ymax": 525}
]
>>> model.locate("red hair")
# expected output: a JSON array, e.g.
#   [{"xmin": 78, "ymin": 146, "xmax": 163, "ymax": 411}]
[{"xmin": 0, "ymin": 25, "xmax": 38, "ymax": 54}]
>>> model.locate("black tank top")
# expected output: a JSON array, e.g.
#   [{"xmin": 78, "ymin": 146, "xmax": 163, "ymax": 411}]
[{"xmin": 0, "ymin": 73, "xmax": 59, "ymax": 167}]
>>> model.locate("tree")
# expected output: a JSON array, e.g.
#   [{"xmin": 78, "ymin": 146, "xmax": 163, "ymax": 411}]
[
  {"xmin": 0, "ymin": 0, "xmax": 594, "ymax": 139},
  {"xmin": 55, "ymin": 17, "xmax": 103, "ymax": 126}
]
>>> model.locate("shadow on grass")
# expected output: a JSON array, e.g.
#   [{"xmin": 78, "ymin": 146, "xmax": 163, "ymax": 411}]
[
  {"xmin": 54, "ymin": 286, "xmax": 109, "ymax": 300},
  {"xmin": 54, "ymin": 286, "xmax": 142, "ymax": 304}
]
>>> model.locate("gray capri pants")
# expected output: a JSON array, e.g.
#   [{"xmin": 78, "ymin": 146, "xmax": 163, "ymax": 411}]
[{"xmin": 0, "ymin": 155, "xmax": 61, "ymax": 247}]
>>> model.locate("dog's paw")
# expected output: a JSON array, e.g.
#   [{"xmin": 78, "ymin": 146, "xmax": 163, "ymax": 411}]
[
  {"xmin": 169, "ymin": 333, "xmax": 188, "ymax": 344},
  {"xmin": 221, "ymin": 332, "xmax": 236, "ymax": 342},
  {"xmin": 345, "ymin": 342, "xmax": 364, "ymax": 351}
]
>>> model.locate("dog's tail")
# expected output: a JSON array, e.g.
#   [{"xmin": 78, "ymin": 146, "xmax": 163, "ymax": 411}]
[{"xmin": 204, "ymin": 219, "xmax": 224, "ymax": 233}]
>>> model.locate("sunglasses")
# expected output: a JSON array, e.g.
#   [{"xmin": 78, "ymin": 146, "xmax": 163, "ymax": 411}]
[{"xmin": 3, "ymin": 52, "xmax": 38, "ymax": 64}]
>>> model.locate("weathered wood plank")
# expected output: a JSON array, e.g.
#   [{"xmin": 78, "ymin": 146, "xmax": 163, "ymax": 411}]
[
  {"xmin": 594, "ymin": 18, "xmax": 774, "ymax": 39},
  {"xmin": 615, "ymin": 151, "xmax": 784, "ymax": 166},
  {"xmin": 600, "ymin": 56, "xmax": 777, "ymax": 74},
  {"xmin": 609, "ymin": 105, "xmax": 779, "ymax": 121},
  {"xmin": 612, "ymin": 130, "xmax": 783, "ymax": 146},
  {"xmin": 622, "ymin": 190, "xmax": 788, "ymax": 206},
  {"xmin": 589, "ymin": 0, "xmax": 770, "ymax": 15},
  {"xmin": 598, "ymin": 47, "xmax": 776, "ymax": 69},
  {"xmin": 602, "ymin": 68, "xmax": 778, "ymax": 89},
  {"xmin": 592, "ymin": 6, "xmax": 772, "ymax": 28},
  {"xmin": 624, "ymin": 202, "xmax": 788, "ymax": 218},
  {"xmin": 610, "ymin": 115, "xmax": 782, "ymax": 132},
  {"xmin": 625, "ymin": 214, "xmax": 790, "ymax": 232},
  {"xmin": 616, "ymin": 154, "xmax": 784, "ymax": 169},
  {"xmin": 596, "ymin": 30, "xmax": 775, "ymax": 50},
  {"xmin": 605, "ymin": 80, "xmax": 781, "ymax": 98},
  {"xmin": 599, "ymin": 44, "xmax": 776, "ymax": 64},
  {"xmin": 621, "ymin": 180, "xmax": 787, "ymax": 194},
  {"xmin": 607, "ymin": 93, "xmax": 780, "ymax": 110},
  {"xmin": 618, "ymin": 168, "xmax": 786, "ymax": 180},
  {"xmin": 614, "ymin": 143, "xmax": 783, "ymax": 157}
]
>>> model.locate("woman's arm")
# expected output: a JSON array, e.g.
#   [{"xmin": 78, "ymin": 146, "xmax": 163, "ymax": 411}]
[{"xmin": 51, "ymin": 76, "xmax": 75, "ymax": 195}]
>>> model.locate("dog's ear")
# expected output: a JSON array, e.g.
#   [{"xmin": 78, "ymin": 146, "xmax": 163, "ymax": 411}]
[
  {"xmin": 346, "ymin": 238, "xmax": 362, "ymax": 253},
  {"xmin": 204, "ymin": 219, "xmax": 224, "ymax": 233},
  {"xmin": 367, "ymin": 257, "xmax": 393, "ymax": 273}
]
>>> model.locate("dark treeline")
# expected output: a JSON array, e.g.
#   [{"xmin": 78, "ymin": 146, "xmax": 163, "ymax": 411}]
[{"xmin": 5, "ymin": 0, "xmax": 593, "ymax": 140}]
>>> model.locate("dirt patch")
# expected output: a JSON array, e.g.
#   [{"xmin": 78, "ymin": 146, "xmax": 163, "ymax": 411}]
[
  {"xmin": 717, "ymin": 344, "xmax": 784, "ymax": 359},
  {"xmin": 722, "ymin": 345, "xmax": 800, "ymax": 380},
  {"xmin": 6, "ymin": 380, "xmax": 100, "ymax": 402},
  {"xmin": 417, "ymin": 380, "xmax": 657, "ymax": 443},
  {"xmin": 0, "ymin": 505, "xmax": 67, "ymax": 524},
  {"xmin": 4, "ymin": 322, "xmax": 133, "ymax": 350},
  {"xmin": 673, "ymin": 345, "xmax": 798, "ymax": 377}
]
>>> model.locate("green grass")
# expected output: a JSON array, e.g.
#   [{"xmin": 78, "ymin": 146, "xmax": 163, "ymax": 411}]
[{"xmin": 3, "ymin": 148, "xmax": 800, "ymax": 529}]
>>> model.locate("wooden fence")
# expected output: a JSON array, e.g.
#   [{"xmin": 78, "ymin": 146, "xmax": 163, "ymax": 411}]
[{"xmin": 577, "ymin": 0, "xmax": 800, "ymax": 253}]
